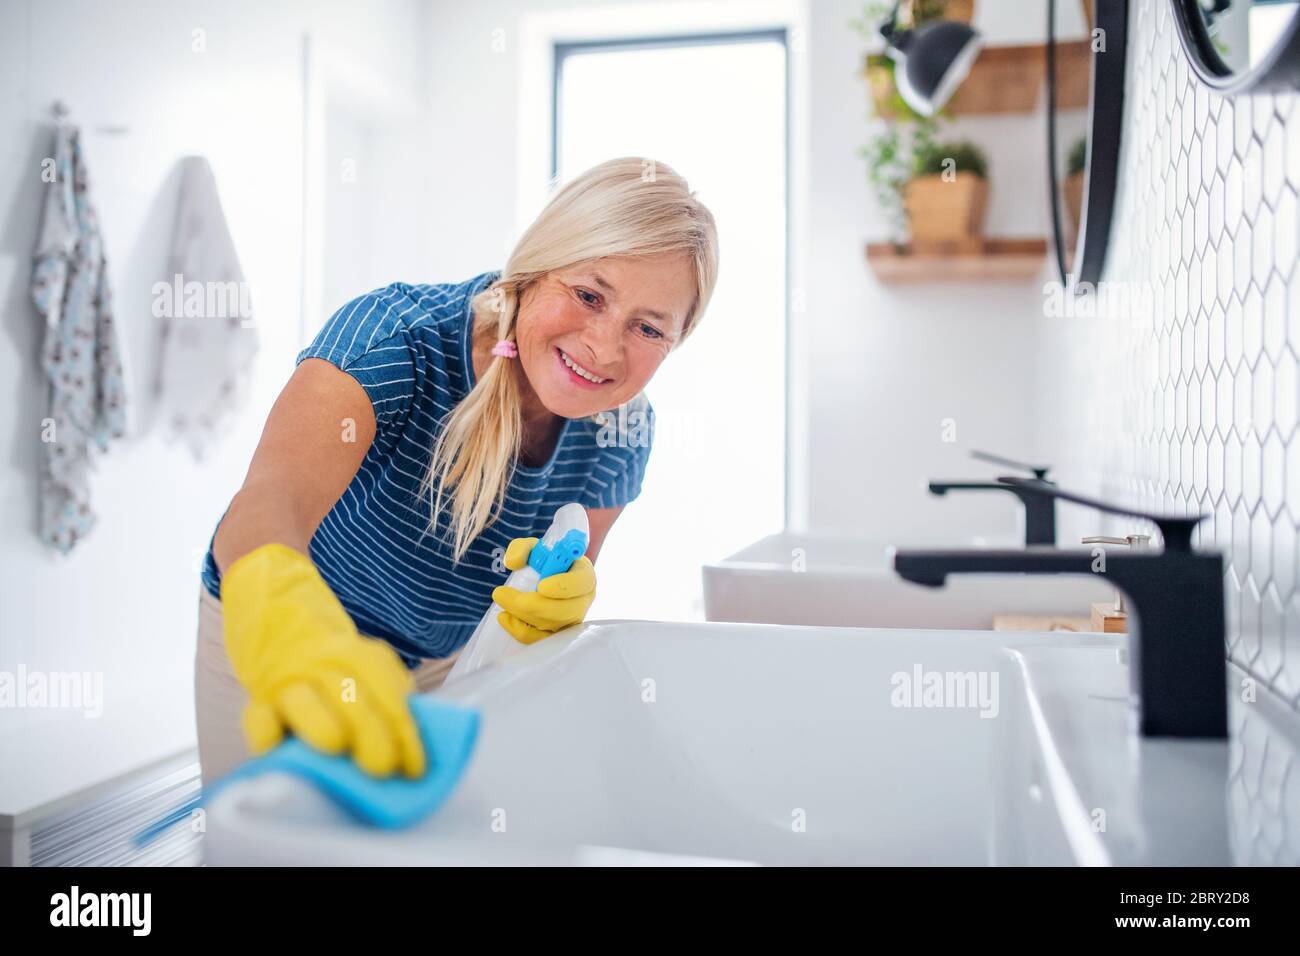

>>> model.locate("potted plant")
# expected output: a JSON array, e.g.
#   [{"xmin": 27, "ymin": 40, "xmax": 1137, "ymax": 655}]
[
  {"xmin": 903, "ymin": 140, "xmax": 990, "ymax": 247},
  {"xmin": 858, "ymin": 115, "xmax": 940, "ymax": 243},
  {"xmin": 853, "ymin": 1, "xmax": 967, "ymax": 243},
  {"xmin": 1063, "ymin": 136, "xmax": 1087, "ymax": 234}
]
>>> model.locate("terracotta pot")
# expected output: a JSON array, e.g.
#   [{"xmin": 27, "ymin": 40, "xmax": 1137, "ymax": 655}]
[
  {"xmin": 939, "ymin": 0, "xmax": 975, "ymax": 24},
  {"xmin": 903, "ymin": 172, "xmax": 990, "ymax": 243},
  {"xmin": 1064, "ymin": 170, "xmax": 1085, "ymax": 235}
]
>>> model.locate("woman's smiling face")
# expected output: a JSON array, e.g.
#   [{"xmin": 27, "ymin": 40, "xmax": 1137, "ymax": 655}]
[{"xmin": 515, "ymin": 253, "xmax": 697, "ymax": 419}]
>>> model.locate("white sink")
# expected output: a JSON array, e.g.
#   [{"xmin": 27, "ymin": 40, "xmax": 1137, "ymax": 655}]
[
  {"xmin": 205, "ymin": 619, "xmax": 1142, "ymax": 866},
  {"xmin": 703, "ymin": 532, "xmax": 1113, "ymax": 629},
  {"xmin": 996, "ymin": 644, "xmax": 1300, "ymax": 866}
]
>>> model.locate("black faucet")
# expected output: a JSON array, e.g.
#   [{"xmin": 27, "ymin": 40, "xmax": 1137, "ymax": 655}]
[
  {"xmin": 895, "ymin": 477, "xmax": 1228, "ymax": 739},
  {"xmin": 928, "ymin": 451, "xmax": 1056, "ymax": 545}
]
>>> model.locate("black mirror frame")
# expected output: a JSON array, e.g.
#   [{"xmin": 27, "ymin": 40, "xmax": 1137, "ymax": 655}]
[
  {"xmin": 1170, "ymin": 0, "xmax": 1300, "ymax": 94},
  {"xmin": 1048, "ymin": 0, "xmax": 1129, "ymax": 290}
]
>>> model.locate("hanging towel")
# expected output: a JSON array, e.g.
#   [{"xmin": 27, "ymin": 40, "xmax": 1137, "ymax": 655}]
[
  {"xmin": 31, "ymin": 122, "xmax": 128, "ymax": 554},
  {"xmin": 154, "ymin": 156, "xmax": 258, "ymax": 460}
]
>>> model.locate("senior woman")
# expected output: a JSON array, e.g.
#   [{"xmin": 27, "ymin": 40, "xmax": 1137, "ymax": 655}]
[{"xmin": 194, "ymin": 157, "xmax": 720, "ymax": 785}]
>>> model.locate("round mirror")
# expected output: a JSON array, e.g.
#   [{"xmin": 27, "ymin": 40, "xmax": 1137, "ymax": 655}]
[
  {"xmin": 1172, "ymin": 0, "xmax": 1300, "ymax": 93},
  {"xmin": 1047, "ymin": 0, "xmax": 1128, "ymax": 287}
]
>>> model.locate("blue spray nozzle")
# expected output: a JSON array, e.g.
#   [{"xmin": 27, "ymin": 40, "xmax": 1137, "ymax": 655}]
[{"xmin": 527, "ymin": 528, "xmax": 589, "ymax": 578}]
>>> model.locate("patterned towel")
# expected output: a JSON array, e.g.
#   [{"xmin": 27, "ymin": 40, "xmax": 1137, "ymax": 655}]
[{"xmin": 31, "ymin": 122, "xmax": 127, "ymax": 554}]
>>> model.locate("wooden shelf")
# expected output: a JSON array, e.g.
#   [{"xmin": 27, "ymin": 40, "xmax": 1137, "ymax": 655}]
[
  {"xmin": 865, "ymin": 238, "xmax": 1049, "ymax": 283},
  {"xmin": 863, "ymin": 39, "xmax": 1091, "ymax": 119},
  {"xmin": 942, "ymin": 40, "xmax": 1092, "ymax": 115},
  {"xmin": 947, "ymin": 44, "xmax": 1044, "ymax": 115}
]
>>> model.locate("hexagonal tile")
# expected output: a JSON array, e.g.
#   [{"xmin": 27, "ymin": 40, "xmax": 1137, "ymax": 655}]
[
  {"xmin": 1208, "ymin": 172, "xmax": 1226, "ymax": 239},
  {"xmin": 1202, "ymin": 370, "xmax": 1217, "ymax": 436},
  {"xmin": 1288, "ymin": 437, "xmax": 1300, "ymax": 524},
  {"xmin": 1243, "ymin": 430, "xmax": 1263, "ymax": 507},
  {"xmin": 1225, "ymin": 159, "xmax": 1244, "ymax": 228},
  {"xmin": 1226, "ymin": 430, "xmax": 1244, "ymax": 505},
  {"xmin": 1216, "ymin": 497, "xmax": 1234, "ymax": 550},
  {"xmin": 1285, "ymin": 107, "xmax": 1300, "ymax": 190},
  {"xmin": 1253, "ymin": 202, "xmax": 1276, "ymax": 285},
  {"xmin": 1209, "ymin": 431, "xmax": 1226, "ymax": 501},
  {"xmin": 1203, "ymin": 121, "xmax": 1218, "ymax": 183},
  {"xmin": 1253, "ymin": 505, "xmax": 1275, "ymax": 584},
  {"xmin": 1194, "ymin": 433, "xmax": 1209, "ymax": 491},
  {"xmin": 1275, "ymin": 187, "xmax": 1297, "ymax": 281},
  {"xmin": 1219, "ymin": 100, "xmax": 1237, "ymax": 172},
  {"xmin": 1289, "ymin": 270, "xmax": 1300, "ymax": 344},
  {"xmin": 1244, "ymin": 139, "xmax": 1265, "ymax": 220},
  {"xmin": 1235, "ymin": 92, "xmax": 1255, "ymax": 159},
  {"xmin": 1264, "ymin": 273, "xmax": 1288, "ymax": 362},
  {"xmin": 1217, "ymin": 365, "xmax": 1235, "ymax": 436},
  {"xmin": 1225, "ymin": 564, "xmax": 1243, "ymax": 653},
  {"xmin": 1263, "ymin": 430, "xmax": 1286, "ymax": 518},
  {"xmin": 1260, "ymin": 584, "xmax": 1285, "ymax": 680},
  {"xmin": 1243, "ymin": 283, "xmax": 1265, "ymax": 366},
  {"xmin": 1226, "ymin": 294, "xmax": 1245, "ymax": 366},
  {"xmin": 1264, "ymin": 121, "xmax": 1286, "ymax": 205},
  {"xmin": 1254, "ymin": 355, "xmax": 1275, "ymax": 434},
  {"xmin": 1275, "ymin": 348, "xmax": 1298, "ymax": 437},
  {"xmin": 1236, "ymin": 361, "xmax": 1255, "ymax": 434},
  {"xmin": 1234, "ymin": 220, "xmax": 1254, "ymax": 297},
  {"xmin": 1234, "ymin": 497, "xmax": 1254, "ymax": 571},
  {"xmin": 1208, "ymin": 302, "xmax": 1226, "ymax": 369},
  {"xmin": 1217, "ymin": 238, "xmax": 1235, "ymax": 303},
  {"xmin": 1191, "ymin": 139, "xmax": 1205, "ymax": 201},
  {"xmin": 1279, "ymin": 596, "xmax": 1300, "ymax": 703},
  {"xmin": 1274, "ymin": 516, "xmax": 1297, "ymax": 600},
  {"xmin": 1195, "ymin": 367, "xmax": 1210, "ymax": 435},
  {"xmin": 1253, "ymin": 91, "xmax": 1276, "ymax": 141},
  {"xmin": 1240, "ymin": 574, "xmax": 1263, "ymax": 665}
]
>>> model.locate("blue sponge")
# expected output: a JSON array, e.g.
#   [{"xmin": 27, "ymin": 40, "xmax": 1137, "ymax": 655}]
[{"xmin": 204, "ymin": 694, "xmax": 480, "ymax": 830}]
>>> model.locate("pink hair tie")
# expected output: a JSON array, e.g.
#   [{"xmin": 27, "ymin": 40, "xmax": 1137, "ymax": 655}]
[{"xmin": 490, "ymin": 339, "xmax": 518, "ymax": 359}]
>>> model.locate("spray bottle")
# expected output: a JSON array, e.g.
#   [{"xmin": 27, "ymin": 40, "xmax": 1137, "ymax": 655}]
[{"xmin": 444, "ymin": 503, "xmax": 590, "ymax": 683}]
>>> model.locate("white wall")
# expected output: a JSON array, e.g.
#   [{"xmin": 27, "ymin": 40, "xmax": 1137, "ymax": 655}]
[{"xmin": 0, "ymin": 0, "xmax": 431, "ymax": 741}]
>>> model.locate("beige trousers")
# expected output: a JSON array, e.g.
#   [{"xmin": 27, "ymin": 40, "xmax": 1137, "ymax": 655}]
[{"xmin": 193, "ymin": 585, "xmax": 460, "ymax": 788}]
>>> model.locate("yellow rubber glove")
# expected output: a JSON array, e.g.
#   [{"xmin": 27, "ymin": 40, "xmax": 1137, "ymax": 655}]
[
  {"xmin": 220, "ymin": 543, "xmax": 426, "ymax": 779},
  {"xmin": 491, "ymin": 537, "xmax": 597, "ymax": 644}
]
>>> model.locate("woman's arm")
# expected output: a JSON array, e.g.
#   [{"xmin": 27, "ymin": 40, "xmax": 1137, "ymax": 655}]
[
  {"xmin": 212, "ymin": 358, "xmax": 378, "ymax": 574},
  {"xmin": 585, "ymin": 505, "xmax": 623, "ymax": 563}
]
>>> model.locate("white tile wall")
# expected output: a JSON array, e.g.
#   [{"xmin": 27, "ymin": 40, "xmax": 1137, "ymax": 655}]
[{"xmin": 1040, "ymin": 2, "xmax": 1300, "ymax": 709}]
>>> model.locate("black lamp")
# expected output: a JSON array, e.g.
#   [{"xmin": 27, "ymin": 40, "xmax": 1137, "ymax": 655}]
[{"xmin": 880, "ymin": 2, "xmax": 983, "ymax": 116}]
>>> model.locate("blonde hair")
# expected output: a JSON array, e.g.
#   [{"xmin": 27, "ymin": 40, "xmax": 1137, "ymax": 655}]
[{"xmin": 421, "ymin": 157, "xmax": 720, "ymax": 562}]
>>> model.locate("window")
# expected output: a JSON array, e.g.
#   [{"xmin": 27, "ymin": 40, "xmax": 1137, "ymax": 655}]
[{"xmin": 555, "ymin": 31, "xmax": 788, "ymax": 621}]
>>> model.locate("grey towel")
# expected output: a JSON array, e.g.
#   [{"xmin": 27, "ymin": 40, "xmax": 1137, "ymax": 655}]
[{"xmin": 154, "ymin": 156, "xmax": 259, "ymax": 460}]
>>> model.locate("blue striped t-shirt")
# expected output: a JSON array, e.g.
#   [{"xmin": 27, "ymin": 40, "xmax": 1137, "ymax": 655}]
[{"xmin": 200, "ymin": 269, "xmax": 654, "ymax": 667}]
